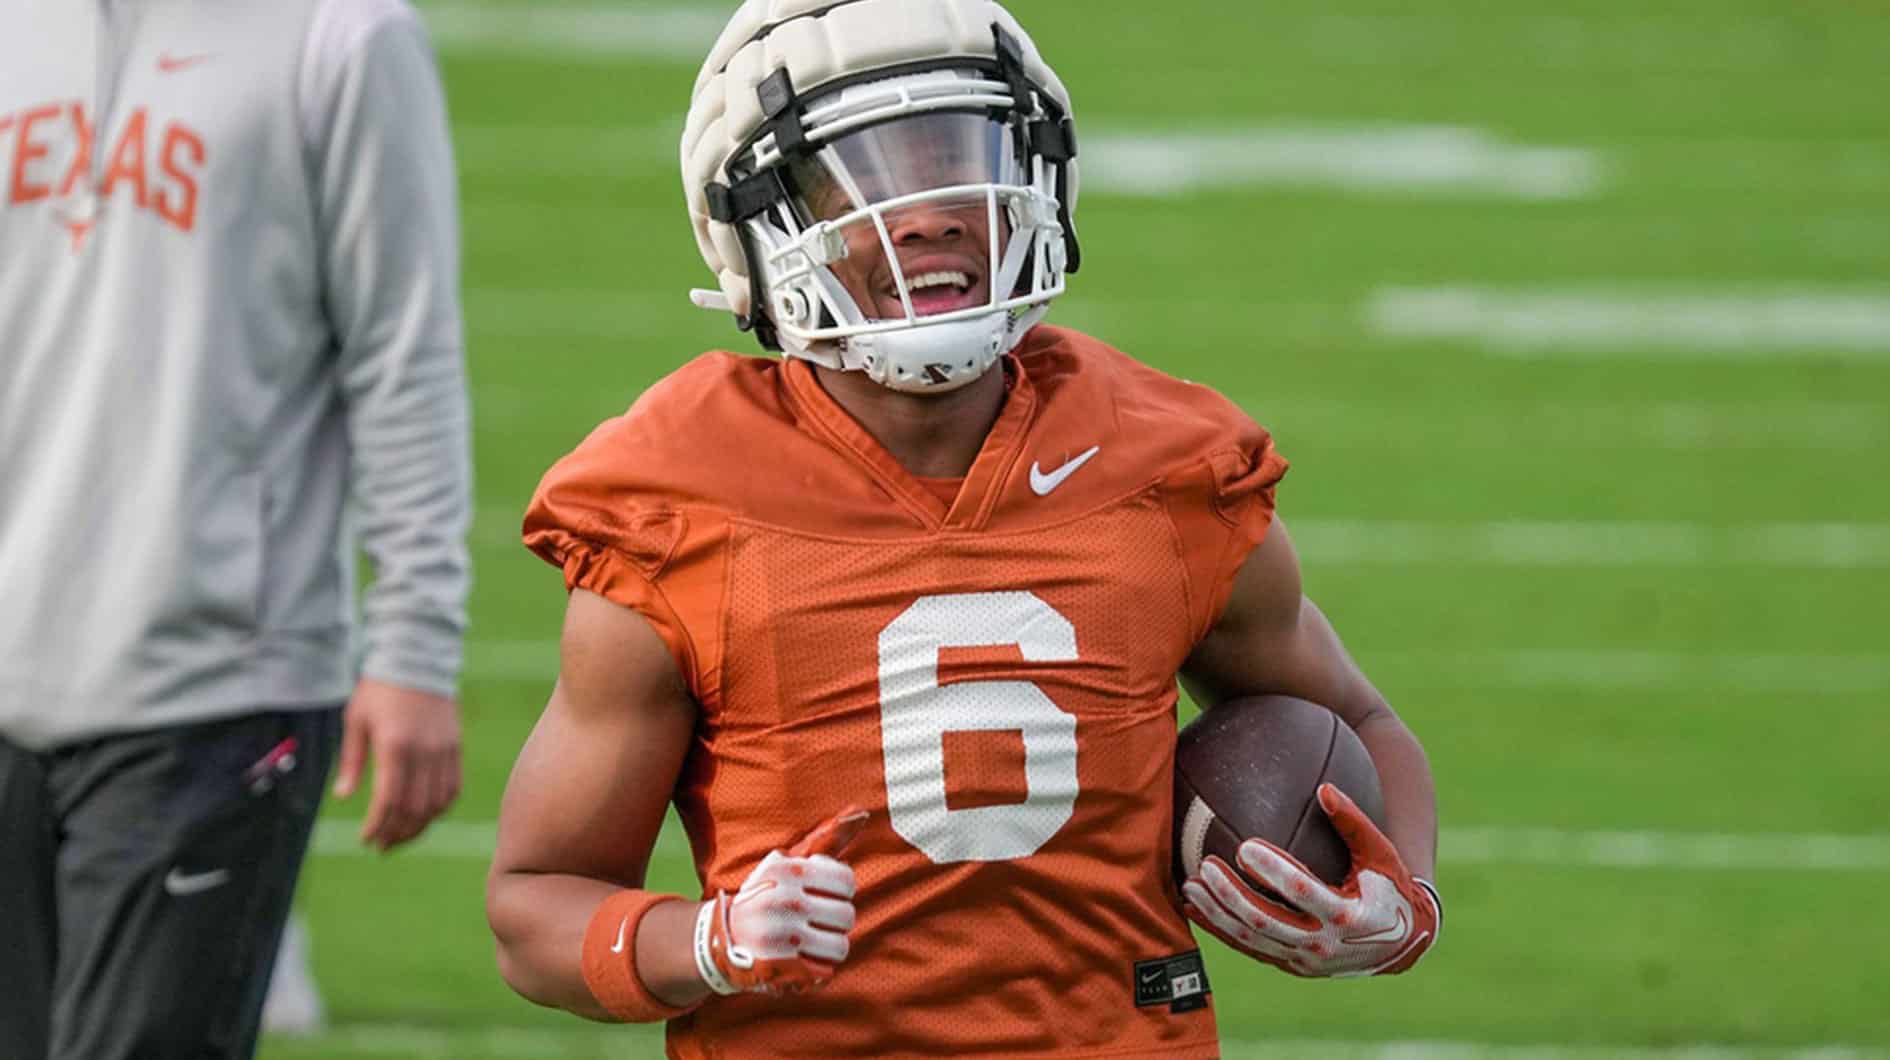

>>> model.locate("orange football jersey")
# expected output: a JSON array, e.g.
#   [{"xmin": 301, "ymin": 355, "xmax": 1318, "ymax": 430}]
[{"xmin": 524, "ymin": 325, "xmax": 1286, "ymax": 1059}]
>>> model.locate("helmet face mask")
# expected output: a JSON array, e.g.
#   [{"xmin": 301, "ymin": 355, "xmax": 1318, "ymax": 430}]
[
  {"xmin": 734, "ymin": 78, "xmax": 1069, "ymax": 390},
  {"xmin": 684, "ymin": 4, "xmax": 1078, "ymax": 394}
]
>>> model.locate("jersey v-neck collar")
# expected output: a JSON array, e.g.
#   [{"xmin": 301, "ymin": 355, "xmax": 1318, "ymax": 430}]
[{"xmin": 781, "ymin": 356, "xmax": 1038, "ymax": 532}]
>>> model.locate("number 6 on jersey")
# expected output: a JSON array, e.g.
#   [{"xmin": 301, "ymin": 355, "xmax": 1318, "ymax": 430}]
[{"xmin": 877, "ymin": 592, "xmax": 1081, "ymax": 864}]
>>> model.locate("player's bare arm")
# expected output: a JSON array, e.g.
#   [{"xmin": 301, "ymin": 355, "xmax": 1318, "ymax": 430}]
[
  {"xmin": 487, "ymin": 588, "xmax": 706, "ymax": 1018},
  {"xmin": 1181, "ymin": 516, "xmax": 1436, "ymax": 877},
  {"xmin": 488, "ymin": 589, "xmax": 865, "ymax": 1020},
  {"xmin": 1179, "ymin": 515, "xmax": 1442, "ymax": 976}
]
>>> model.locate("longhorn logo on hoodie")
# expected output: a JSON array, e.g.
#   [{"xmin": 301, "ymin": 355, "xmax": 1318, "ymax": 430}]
[{"xmin": 0, "ymin": 101, "xmax": 207, "ymax": 251}]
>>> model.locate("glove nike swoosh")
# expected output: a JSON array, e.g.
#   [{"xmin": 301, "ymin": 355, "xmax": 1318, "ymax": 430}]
[{"xmin": 1341, "ymin": 905, "xmax": 1409, "ymax": 946}]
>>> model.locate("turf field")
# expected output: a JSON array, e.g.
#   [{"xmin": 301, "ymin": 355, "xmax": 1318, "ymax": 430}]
[{"xmin": 265, "ymin": 1, "xmax": 1890, "ymax": 1056}]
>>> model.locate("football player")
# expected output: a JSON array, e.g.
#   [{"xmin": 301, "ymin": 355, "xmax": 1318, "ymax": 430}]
[{"xmin": 485, "ymin": 1, "xmax": 1441, "ymax": 1056}]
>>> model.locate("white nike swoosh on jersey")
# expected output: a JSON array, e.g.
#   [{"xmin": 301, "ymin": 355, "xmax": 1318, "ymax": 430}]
[
  {"xmin": 164, "ymin": 868, "xmax": 232, "ymax": 897},
  {"xmin": 609, "ymin": 915, "xmax": 631, "ymax": 954},
  {"xmin": 1029, "ymin": 445, "xmax": 1101, "ymax": 496}
]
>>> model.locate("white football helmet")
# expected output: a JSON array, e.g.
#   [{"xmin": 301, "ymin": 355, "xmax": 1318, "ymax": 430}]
[{"xmin": 682, "ymin": 0, "xmax": 1080, "ymax": 393}]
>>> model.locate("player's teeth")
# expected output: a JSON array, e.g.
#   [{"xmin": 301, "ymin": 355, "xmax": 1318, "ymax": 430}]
[{"xmin": 909, "ymin": 271, "xmax": 970, "ymax": 292}]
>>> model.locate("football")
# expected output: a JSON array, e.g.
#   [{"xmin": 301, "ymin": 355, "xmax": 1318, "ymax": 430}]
[{"xmin": 1173, "ymin": 695, "xmax": 1387, "ymax": 889}]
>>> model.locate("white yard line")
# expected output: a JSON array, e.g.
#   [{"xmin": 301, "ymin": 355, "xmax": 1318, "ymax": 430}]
[
  {"xmin": 1607, "ymin": 401, "xmax": 1888, "ymax": 450},
  {"xmin": 293, "ymin": 1022, "xmax": 1887, "ymax": 1058},
  {"xmin": 313, "ymin": 820, "xmax": 1890, "ymax": 873},
  {"xmin": 300, "ymin": 1022, "xmax": 624, "ymax": 1058},
  {"xmin": 1369, "ymin": 287, "xmax": 1890, "ymax": 358},
  {"xmin": 474, "ymin": 509, "xmax": 1890, "ymax": 569},
  {"xmin": 460, "ymin": 639, "xmax": 1890, "ymax": 694},
  {"xmin": 1294, "ymin": 521, "xmax": 1890, "ymax": 569},
  {"xmin": 1250, "ymin": 1045, "xmax": 1886, "ymax": 1060},
  {"xmin": 452, "ymin": 123, "xmax": 682, "ymax": 172},
  {"xmin": 463, "ymin": 287, "xmax": 686, "ymax": 340},
  {"xmin": 1445, "ymin": 830, "xmax": 1890, "ymax": 873},
  {"xmin": 419, "ymin": 3, "xmax": 720, "ymax": 59},
  {"xmin": 314, "ymin": 818, "xmax": 510, "ymax": 859},
  {"xmin": 459, "ymin": 289, "xmax": 1345, "ymax": 340},
  {"xmin": 1236, "ymin": 399, "xmax": 1890, "ymax": 452},
  {"xmin": 1366, "ymin": 649, "xmax": 1890, "ymax": 696},
  {"xmin": 1256, "ymin": 1046, "xmax": 1889, "ymax": 1060},
  {"xmin": 1292, "ymin": 12, "xmax": 1857, "ymax": 73},
  {"xmin": 1082, "ymin": 126, "xmax": 1605, "ymax": 199},
  {"xmin": 450, "ymin": 119, "xmax": 1608, "ymax": 199},
  {"xmin": 471, "ymin": 367, "xmax": 1889, "ymax": 452},
  {"xmin": 415, "ymin": 2, "xmax": 1859, "ymax": 81}
]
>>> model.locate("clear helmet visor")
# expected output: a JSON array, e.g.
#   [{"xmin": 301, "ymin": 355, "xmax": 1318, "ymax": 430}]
[
  {"xmin": 780, "ymin": 111, "xmax": 1032, "ymax": 323},
  {"xmin": 787, "ymin": 110, "xmax": 1019, "ymax": 220}
]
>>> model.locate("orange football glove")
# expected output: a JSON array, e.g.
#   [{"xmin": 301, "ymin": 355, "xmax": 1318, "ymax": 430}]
[
  {"xmin": 693, "ymin": 807, "xmax": 869, "ymax": 996},
  {"xmin": 1182, "ymin": 784, "xmax": 1440, "ymax": 977}
]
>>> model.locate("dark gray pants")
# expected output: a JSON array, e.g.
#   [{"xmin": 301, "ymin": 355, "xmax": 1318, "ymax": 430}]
[{"xmin": 0, "ymin": 708, "xmax": 341, "ymax": 1060}]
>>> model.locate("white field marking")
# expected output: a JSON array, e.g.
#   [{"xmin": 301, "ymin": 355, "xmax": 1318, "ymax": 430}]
[
  {"xmin": 1253, "ymin": 1046, "xmax": 1889, "ymax": 1060},
  {"xmin": 1624, "ymin": 138, "xmax": 1890, "ymax": 197},
  {"xmin": 418, "ymin": 3, "xmax": 720, "ymax": 60},
  {"xmin": 283, "ymin": 1023, "xmax": 1890, "ymax": 1060},
  {"xmin": 456, "ymin": 119, "xmax": 1890, "ymax": 205},
  {"xmin": 1234, "ymin": 398, "xmax": 1890, "ymax": 452},
  {"xmin": 459, "ymin": 639, "xmax": 557, "ymax": 681},
  {"xmin": 1370, "ymin": 288, "xmax": 1890, "ymax": 359},
  {"xmin": 473, "ymin": 506, "xmax": 1890, "ymax": 569},
  {"xmin": 416, "ymin": 1, "xmax": 1866, "ymax": 82},
  {"xmin": 447, "ymin": 117, "xmax": 1605, "ymax": 201},
  {"xmin": 464, "ymin": 641, "xmax": 1890, "ymax": 695},
  {"xmin": 314, "ymin": 819, "xmax": 1890, "ymax": 873},
  {"xmin": 460, "ymin": 289, "xmax": 1344, "ymax": 342},
  {"xmin": 1239, "ymin": 1045, "xmax": 1887, "ymax": 1060},
  {"xmin": 312, "ymin": 818, "xmax": 690, "ymax": 860},
  {"xmin": 465, "ymin": 287, "xmax": 684, "ymax": 340},
  {"xmin": 1083, "ymin": 126, "xmax": 1605, "ymax": 200},
  {"xmin": 468, "ymin": 356, "xmax": 1890, "ymax": 451},
  {"xmin": 1363, "ymin": 649, "xmax": 1890, "ymax": 697},
  {"xmin": 452, "ymin": 123, "xmax": 681, "ymax": 173},
  {"xmin": 1295, "ymin": 521, "xmax": 1890, "ymax": 569},
  {"xmin": 1445, "ymin": 830, "xmax": 1890, "ymax": 873},
  {"xmin": 1293, "ymin": 12, "xmax": 1873, "ymax": 75}
]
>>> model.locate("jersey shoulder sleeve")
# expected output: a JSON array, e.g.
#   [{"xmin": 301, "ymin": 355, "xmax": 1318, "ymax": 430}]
[
  {"xmin": 521, "ymin": 352, "xmax": 780, "ymax": 701},
  {"xmin": 1022, "ymin": 326, "xmax": 1289, "ymax": 639},
  {"xmin": 1021, "ymin": 325, "xmax": 1287, "ymax": 504}
]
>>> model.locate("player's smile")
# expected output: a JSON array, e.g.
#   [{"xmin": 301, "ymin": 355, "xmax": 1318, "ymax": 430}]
[
  {"xmin": 878, "ymin": 251, "xmax": 988, "ymax": 319},
  {"xmin": 832, "ymin": 200, "xmax": 995, "ymax": 321}
]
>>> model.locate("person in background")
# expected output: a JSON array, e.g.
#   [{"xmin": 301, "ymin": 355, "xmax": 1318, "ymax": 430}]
[{"xmin": 0, "ymin": 1, "xmax": 471, "ymax": 1057}]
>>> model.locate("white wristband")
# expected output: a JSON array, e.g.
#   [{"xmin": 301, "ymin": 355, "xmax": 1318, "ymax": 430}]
[{"xmin": 693, "ymin": 899, "xmax": 738, "ymax": 996}]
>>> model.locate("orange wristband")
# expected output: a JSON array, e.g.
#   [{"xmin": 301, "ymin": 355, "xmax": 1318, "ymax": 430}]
[{"xmin": 580, "ymin": 890, "xmax": 702, "ymax": 1023}]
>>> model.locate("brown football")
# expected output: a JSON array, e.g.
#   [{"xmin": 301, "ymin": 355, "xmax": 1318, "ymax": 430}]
[{"xmin": 1173, "ymin": 695, "xmax": 1386, "ymax": 890}]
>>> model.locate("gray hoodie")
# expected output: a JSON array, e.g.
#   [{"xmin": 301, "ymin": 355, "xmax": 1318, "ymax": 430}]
[{"xmin": 0, "ymin": 0, "xmax": 470, "ymax": 749}]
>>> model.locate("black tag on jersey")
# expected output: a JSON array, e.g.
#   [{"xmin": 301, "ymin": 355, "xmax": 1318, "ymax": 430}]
[{"xmin": 1132, "ymin": 950, "xmax": 1211, "ymax": 1014}]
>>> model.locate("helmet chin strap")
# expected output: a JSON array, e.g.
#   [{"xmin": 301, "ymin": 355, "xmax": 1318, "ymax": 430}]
[
  {"xmin": 775, "ymin": 266, "xmax": 1014, "ymax": 393},
  {"xmin": 842, "ymin": 312, "xmax": 1012, "ymax": 393}
]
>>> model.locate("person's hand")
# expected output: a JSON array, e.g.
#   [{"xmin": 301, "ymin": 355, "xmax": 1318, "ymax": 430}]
[
  {"xmin": 1182, "ymin": 783, "xmax": 1439, "ymax": 977},
  {"xmin": 694, "ymin": 808, "xmax": 869, "ymax": 997},
  {"xmin": 332, "ymin": 678, "xmax": 463, "ymax": 851}
]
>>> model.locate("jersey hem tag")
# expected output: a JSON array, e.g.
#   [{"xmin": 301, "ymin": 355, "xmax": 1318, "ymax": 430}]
[{"xmin": 1132, "ymin": 949, "xmax": 1211, "ymax": 1014}]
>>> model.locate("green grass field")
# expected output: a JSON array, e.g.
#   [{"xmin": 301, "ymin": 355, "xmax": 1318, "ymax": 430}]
[{"xmin": 266, "ymin": 1, "xmax": 1890, "ymax": 1056}]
